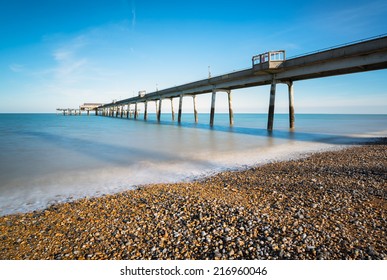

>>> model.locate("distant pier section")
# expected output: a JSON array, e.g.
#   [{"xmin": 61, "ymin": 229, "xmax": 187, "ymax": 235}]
[
  {"xmin": 57, "ymin": 103, "xmax": 103, "ymax": 115},
  {"xmin": 76, "ymin": 34, "xmax": 387, "ymax": 130}
]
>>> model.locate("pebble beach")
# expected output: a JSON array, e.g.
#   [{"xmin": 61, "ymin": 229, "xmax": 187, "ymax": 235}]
[{"xmin": 0, "ymin": 139, "xmax": 386, "ymax": 260}]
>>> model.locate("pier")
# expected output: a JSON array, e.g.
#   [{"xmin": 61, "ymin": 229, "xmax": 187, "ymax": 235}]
[
  {"xmin": 92, "ymin": 35, "xmax": 387, "ymax": 130},
  {"xmin": 57, "ymin": 103, "xmax": 104, "ymax": 116}
]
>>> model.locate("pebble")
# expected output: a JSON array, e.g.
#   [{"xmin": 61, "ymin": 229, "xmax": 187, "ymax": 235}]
[{"xmin": 0, "ymin": 140, "xmax": 386, "ymax": 260}]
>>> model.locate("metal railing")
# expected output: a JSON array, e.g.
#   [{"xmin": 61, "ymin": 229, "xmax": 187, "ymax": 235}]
[{"xmin": 287, "ymin": 33, "xmax": 387, "ymax": 60}]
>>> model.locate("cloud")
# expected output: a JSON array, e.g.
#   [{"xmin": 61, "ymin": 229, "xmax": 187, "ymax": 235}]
[
  {"xmin": 312, "ymin": 0, "xmax": 387, "ymax": 34},
  {"xmin": 9, "ymin": 64, "xmax": 24, "ymax": 72},
  {"xmin": 49, "ymin": 36, "xmax": 90, "ymax": 84},
  {"xmin": 131, "ymin": 0, "xmax": 136, "ymax": 29}
]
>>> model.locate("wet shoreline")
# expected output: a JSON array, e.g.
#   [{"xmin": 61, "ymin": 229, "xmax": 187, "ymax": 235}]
[{"xmin": 0, "ymin": 139, "xmax": 386, "ymax": 260}]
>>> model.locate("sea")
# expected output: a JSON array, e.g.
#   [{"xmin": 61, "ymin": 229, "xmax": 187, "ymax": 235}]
[{"xmin": 0, "ymin": 113, "xmax": 386, "ymax": 216}]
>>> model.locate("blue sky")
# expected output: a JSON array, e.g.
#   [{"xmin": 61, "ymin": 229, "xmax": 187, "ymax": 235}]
[{"xmin": 1, "ymin": 0, "xmax": 386, "ymax": 113}]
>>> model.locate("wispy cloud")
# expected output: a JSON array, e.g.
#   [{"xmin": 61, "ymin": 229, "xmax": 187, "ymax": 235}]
[
  {"xmin": 120, "ymin": 0, "xmax": 136, "ymax": 30},
  {"xmin": 9, "ymin": 64, "xmax": 24, "ymax": 72},
  {"xmin": 49, "ymin": 35, "xmax": 90, "ymax": 84},
  {"xmin": 312, "ymin": 0, "xmax": 387, "ymax": 34},
  {"xmin": 131, "ymin": 0, "xmax": 136, "ymax": 29}
]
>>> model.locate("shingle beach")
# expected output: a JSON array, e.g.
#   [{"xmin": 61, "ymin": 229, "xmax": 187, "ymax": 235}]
[{"xmin": 1, "ymin": 139, "xmax": 386, "ymax": 260}]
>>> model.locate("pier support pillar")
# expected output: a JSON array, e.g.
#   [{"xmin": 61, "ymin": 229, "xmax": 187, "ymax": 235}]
[
  {"xmin": 178, "ymin": 95, "xmax": 183, "ymax": 123},
  {"xmin": 95, "ymin": 108, "xmax": 98, "ymax": 116},
  {"xmin": 157, "ymin": 99, "xmax": 162, "ymax": 122},
  {"xmin": 228, "ymin": 90, "xmax": 234, "ymax": 126},
  {"xmin": 134, "ymin": 103, "xmax": 138, "ymax": 119},
  {"xmin": 210, "ymin": 91, "xmax": 216, "ymax": 126},
  {"xmin": 120, "ymin": 106, "xmax": 123, "ymax": 118},
  {"xmin": 144, "ymin": 101, "xmax": 148, "ymax": 120},
  {"xmin": 87, "ymin": 110, "xmax": 90, "ymax": 116},
  {"xmin": 170, "ymin": 98, "xmax": 175, "ymax": 121},
  {"xmin": 287, "ymin": 81, "xmax": 295, "ymax": 129},
  {"xmin": 115, "ymin": 106, "xmax": 119, "ymax": 118},
  {"xmin": 193, "ymin": 95, "xmax": 198, "ymax": 123},
  {"xmin": 267, "ymin": 78, "xmax": 277, "ymax": 131}
]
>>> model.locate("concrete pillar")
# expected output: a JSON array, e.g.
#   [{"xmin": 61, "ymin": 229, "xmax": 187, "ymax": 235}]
[
  {"xmin": 210, "ymin": 90, "xmax": 216, "ymax": 126},
  {"xmin": 87, "ymin": 110, "xmax": 90, "ymax": 116},
  {"xmin": 134, "ymin": 103, "xmax": 138, "ymax": 119},
  {"xmin": 120, "ymin": 106, "xmax": 123, "ymax": 118},
  {"xmin": 144, "ymin": 101, "xmax": 148, "ymax": 120},
  {"xmin": 228, "ymin": 90, "xmax": 234, "ymax": 126},
  {"xmin": 95, "ymin": 108, "xmax": 98, "ymax": 116},
  {"xmin": 267, "ymin": 78, "xmax": 277, "ymax": 131},
  {"xmin": 157, "ymin": 99, "xmax": 162, "ymax": 121},
  {"xmin": 170, "ymin": 98, "xmax": 175, "ymax": 121},
  {"xmin": 178, "ymin": 95, "xmax": 183, "ymax": 123},
  {"xmin": 126, "ymin": 104, "xmax": 129, "ymax": 118},
  {"xmin": 288, "ymin": 81, "xmax": 295, "ymax": 129},
  {"xmin": 193, "ymin": 95, "xmax": 198, "ymax": 123},
  {"xmin": 115, "ymin": 106, "xmax": 119, "ymax": 117},
  {"xmin": 155, "ymin": 100, "xmax": 159, "ymax": 119}
]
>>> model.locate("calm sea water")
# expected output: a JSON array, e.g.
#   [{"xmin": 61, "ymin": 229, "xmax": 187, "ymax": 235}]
[{"xmin": 1, "ymin": 113, "xmax": 386, "ymax": 216}]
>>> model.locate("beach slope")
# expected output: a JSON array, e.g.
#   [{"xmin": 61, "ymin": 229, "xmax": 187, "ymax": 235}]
[{"xmin": 0, "ymin": 139, "xmax": 386, "ymax": 260}]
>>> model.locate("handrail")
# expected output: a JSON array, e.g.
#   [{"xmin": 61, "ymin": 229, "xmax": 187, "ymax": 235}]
[{"xmin": 287, "ymin": 33, "xmax": 387, "ymax": 60}]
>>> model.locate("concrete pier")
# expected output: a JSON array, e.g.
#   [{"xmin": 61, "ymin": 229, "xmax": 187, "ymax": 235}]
[
  {"xmin": 228, "ymin": 91, "xmax": 234, "ymax": 126},
  {"xmin": 91, "ymin": 35, "xmax": 387, "ymax": 130},
  {"xmin": 144, "ymin": 101, "xmax": 148, "ymax": 120},
  {"xmin": 178, "ymin": 95, "xmax": 183, "ymax": 123},
  {"xmin": 193, "ymin": 95, "xmax": 198, "ymax": 123},
  {"xmin": 134, "ymin": 103, "xmax": 138, "ymax": 119},
  {"xmin": 210, "ymin": 91, "xmax": 216, "ymax": 126},
  {"xmin": 267, "ymin": 78, "xmax": 277, "ymax": 131},
  {"xmin": 287, "ymin": 81, "xmax": 295, "ymax": 129},
  {"xmin": 157, "ymin": 99, "xmax": 162, "ymax": 121},
  {"xmin": 170, "ymin": 98, "xmax": 175, "ymax": 121}
]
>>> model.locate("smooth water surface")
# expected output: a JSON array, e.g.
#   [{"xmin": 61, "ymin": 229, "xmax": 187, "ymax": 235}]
[{"xmin": 1, "ymin": 113, "xmax": 386, "ymax": 216}]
